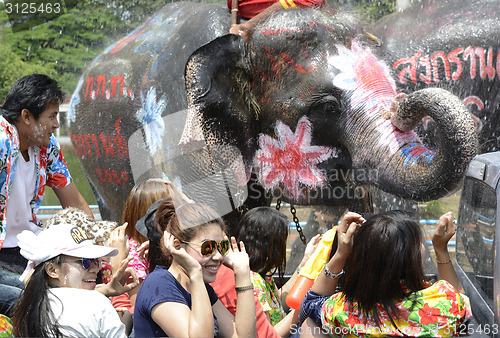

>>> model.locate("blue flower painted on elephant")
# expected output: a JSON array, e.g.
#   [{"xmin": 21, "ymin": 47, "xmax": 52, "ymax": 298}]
[{"xmin": 136, "ymin": 87, "xmax": 167, "ymax": 155}]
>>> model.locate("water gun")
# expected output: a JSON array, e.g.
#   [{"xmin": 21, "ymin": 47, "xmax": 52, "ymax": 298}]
[{"xmin": 286, "ymin": 226, "xmax": 337, "ymax": 310}]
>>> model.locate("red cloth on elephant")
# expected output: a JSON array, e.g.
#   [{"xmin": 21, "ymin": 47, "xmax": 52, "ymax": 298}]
[
  {"xmin": 228, "ymin": 0, "xmax": 323, "ymax": 19},
  {"xmin": 211, "ymin": 265, "xmax": 280, "ymax": 338}
]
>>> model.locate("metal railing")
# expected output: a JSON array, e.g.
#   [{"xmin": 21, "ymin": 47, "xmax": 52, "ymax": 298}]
[{"xmin": 38, "ymin": 204, "xmax": 101, "ymax": 221}]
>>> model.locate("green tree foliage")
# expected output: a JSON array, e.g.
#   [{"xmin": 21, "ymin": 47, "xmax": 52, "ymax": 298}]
[
  {"xmin": 0, "ymin": 0, "xmax": 172, "ymax": 100},
  {"xmin": 0, "ymin": 0, "xmax": 396, "ymax": 101},
  {"xmin": 344, "ymin": 0, "xmax": 396, "ymax": 23}
]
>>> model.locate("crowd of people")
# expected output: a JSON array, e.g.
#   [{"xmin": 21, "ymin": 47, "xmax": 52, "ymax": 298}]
[{"xmin": 0, "ymin": 15, "xmax": 473, "ymax": 335}]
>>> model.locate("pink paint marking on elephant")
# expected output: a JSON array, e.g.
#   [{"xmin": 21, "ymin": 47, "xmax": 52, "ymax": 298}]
[
  {"xmin": 254, "ymin": 116, "xmax": 336, "ymax": 201},
  {"xmin": 328, "ymin": 42, "xmax": 436, "ymax": 157},
  {"xmin": 330, "ymin": 42, "xmax": 396, "ymax": 117}
]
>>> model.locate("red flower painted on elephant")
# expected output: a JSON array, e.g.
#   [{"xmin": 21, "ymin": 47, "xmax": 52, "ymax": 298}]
[
  {"xmin": 254, "ymin": 116, "xmax": 336, "ymax": 201},
  {"xmin": 418, "ymin": 303, "xmax": 441, "ymax": 325}
]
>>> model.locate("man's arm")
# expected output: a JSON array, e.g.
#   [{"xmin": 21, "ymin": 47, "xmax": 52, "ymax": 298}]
[{"xmin": 53, "ymin": 182, "xmax": 94, "ymax": 219}]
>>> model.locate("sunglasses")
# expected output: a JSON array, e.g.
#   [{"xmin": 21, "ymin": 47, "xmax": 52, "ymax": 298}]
[
  {"xmin": 64, "ymin": 258, "xmax": 100, "ymax": 270},
  {"xmin": 182, "ymin": 239, "xmax": 230, "ymax": 257}
]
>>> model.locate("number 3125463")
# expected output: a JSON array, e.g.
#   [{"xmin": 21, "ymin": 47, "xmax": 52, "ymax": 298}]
[{"xmin": 5, "ymin": 2, "xmax": 61, "ymax": 14}]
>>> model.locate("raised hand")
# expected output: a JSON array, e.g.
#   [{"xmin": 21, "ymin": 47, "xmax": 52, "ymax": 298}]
[
  {"xmin": 108, "ymin": 222, "xmax": 130, "ymax": 273},
  {"xmin": 108, "ymin": 222, "xmax": 130, "ymax": 255},
  {"xmin": 223, "ymin": 236, "xmax": 250, "ymax": 275},
  {"xmin": 336, "ymin": 212, "xmax": 365, "ymax": 259},
  {"xmin": 163, "ymin": 230, "xmax": 202, "ymax": 277},
  {"xmin": 137, "ymin": 240, "xmax": 149, "ymax": 260},
  {"xmin": 96, "ymin": 256, "xmax": 140, "ymax": 297},
  {"xmin": 298, "ymin": 234, "xmax": 322, "ymax": 270},
  {"xmin": 432, "ymin": 211, "xmax": 456, "ymax": 252}
]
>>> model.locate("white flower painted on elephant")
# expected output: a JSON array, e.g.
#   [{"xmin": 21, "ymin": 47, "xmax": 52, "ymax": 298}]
[
  {"xmin": 254, "ymin": 116, "xmax": 337, "ymax": 201},
  {"xmin": 329, "ymin": 41, "xmax": 396, "ymax": 117},
  {"xmin": 136, "ymin": 87, "xmax": 167, "ymax": 155},
  {"xmin": 329, "ymin": 41, "xmax": 434, "ymax": 162}
]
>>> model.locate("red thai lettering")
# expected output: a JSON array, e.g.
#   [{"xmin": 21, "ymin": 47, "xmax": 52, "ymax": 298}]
[
  {"xmin": 84, "ymin": 74, "xmax": 131, "ymax": 101},
  {"xmin": 71, "ymin": 134, "xmax": 83, "ymax": 158},
  {"xmin": 85, "ymin": 77, "xmax": 94, "ymax": 101},
  {"xmin": 113, "ymin": 117, "xmax": 129, "ymax": 158},
  {"xmin": 419, "ymin": 56, "xmax": 432, "ymax": 84},
  {"xmin": 394, "ymin": 46, "xmax": 499, "ymax": 84},
  {"xmin": 463, "ymin": 46, "xmax": 477, "ymax": 79},
  {"xmin": 84, "ymin": 134, "xmax": 93, "ymax": 157},
  {"xmin": 110, "ymin": 75, "xmax": 125, "ymax": 97},
  {"xmin": 96, "ymin": 75, "xmax": 106, "ymax": 98},
  {"xmin": 393, "ymin": 50, "xmax": 422, "ymax": 84},
  {"xmin": 431, "ymin": 52, "xmax": 450, "ymax": 83},
  {"xmin": 463, "ymin": 96, "xmax": 485, "ymax": 110},
  {"xmin": 77, "ymin": 134, "xmax": 91, "ymax": 158},
  {"xmin": 91, "ymin": 134, "xmax": 101, "ymax": 158},
  {"xmin": 95, "ymin": 168, "xmax": 128, "ymax": 186},
  {"xmin": 99, "ymin": 134, "xmax": 116, "ymax": 157},
  {"xmin": 448, "ymin": 48, "xmax": 463, "ymax": 81},
  {"xmin": 475, "ymin": 47, "xmax": 495, "ymax": 80}
]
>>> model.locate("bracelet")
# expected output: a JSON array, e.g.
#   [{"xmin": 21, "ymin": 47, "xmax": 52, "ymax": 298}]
[
  {"xmin": 235, "ymin": 285, "xmax": 253, "ymax": 292},
  {"xmin": 231, "ymin": 8, "xmax": 239, "ymax": 12},
  {"xmin": 324, "ymin": 266, "xmax": 344, "ymax": 279},
  {"xmin": 436, "ymin": 259, "xmax": 452, "ymax": 264}
]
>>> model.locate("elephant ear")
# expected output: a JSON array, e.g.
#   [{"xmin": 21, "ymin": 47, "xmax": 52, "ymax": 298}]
[{"xmin": 182, "ymin": 34, "xmax": 257, "ymax": 177}]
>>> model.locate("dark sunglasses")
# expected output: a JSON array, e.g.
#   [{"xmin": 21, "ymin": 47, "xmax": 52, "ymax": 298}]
[
  {"xmin": 64, "ymin": 258, "xmax": 100, "ymax": 270},
  {"xmin": 182, "ymin": 239, "xmax": 230, "ymax": 257}
]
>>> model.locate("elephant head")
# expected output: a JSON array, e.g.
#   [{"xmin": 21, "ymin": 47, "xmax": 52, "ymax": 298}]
[{"xmin": 182, "ymin": 9, "xmax": 478, "ymax": 204}]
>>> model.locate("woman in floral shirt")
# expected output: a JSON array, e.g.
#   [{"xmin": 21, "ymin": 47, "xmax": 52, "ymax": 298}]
[
  {"xmin": 233, "ymin": 207, "xmax": 320, "ymax": 336},
  {"xmin": 300, "ymin": 210, "xmax": 472, "ymax": 337}
]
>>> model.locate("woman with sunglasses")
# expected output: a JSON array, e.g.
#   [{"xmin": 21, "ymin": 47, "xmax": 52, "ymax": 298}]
[
  {"xmin": 11, "ymin": 220, "xmax": 131, "ymax": 337},
  {"xmin": 134, "ymin": 198, "xmax": 257, "ymax": 337}
]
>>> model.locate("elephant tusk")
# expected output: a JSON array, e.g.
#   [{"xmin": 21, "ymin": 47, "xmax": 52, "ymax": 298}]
[{"xmin": 365, "ymin": 31, "xmax": 383, "ymax": 47}]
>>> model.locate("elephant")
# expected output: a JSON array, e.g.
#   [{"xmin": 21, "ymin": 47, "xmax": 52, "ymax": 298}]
[
  {"xmin": 371, "ymin": 0, "xmax": 500, "ymax": 154},
  {"xmin": 68, "ymin": 2, "xmax": 478, "ymax": 227}
]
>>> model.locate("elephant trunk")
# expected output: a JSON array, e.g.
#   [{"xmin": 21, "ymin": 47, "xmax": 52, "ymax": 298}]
[{"xmin": 346, "ymin": 87, "xmax": 478, "ymax": 201}]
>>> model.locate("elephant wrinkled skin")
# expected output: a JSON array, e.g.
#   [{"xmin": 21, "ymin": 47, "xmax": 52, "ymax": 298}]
[{"xmin": 69, "ymin": 2, "xmax": 478, "ymax": 222}]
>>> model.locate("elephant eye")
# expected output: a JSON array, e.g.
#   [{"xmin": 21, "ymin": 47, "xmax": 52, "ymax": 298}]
[{"xmin": 311, "ymin": 94, "xmax": 342, "ymax": 114}]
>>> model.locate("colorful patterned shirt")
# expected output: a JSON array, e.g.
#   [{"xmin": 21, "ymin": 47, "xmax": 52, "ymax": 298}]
[
  {"xmin": 250, "ymin": 271, "xmax": 286, "ymax": 326},
  {"xmin": 127, "ymin": 237, "xmax": 149, "ymax": 279},
  {"xmin": 321, "ymin": 280, "xmax": 472, "ymax": 337},
  {"xmin": 0, "ymin": 116, "xmax": 72, "ymax": 250},
  {"xmin": 0, "ymin": 314, "xmax": 12, "ymax": 337}
]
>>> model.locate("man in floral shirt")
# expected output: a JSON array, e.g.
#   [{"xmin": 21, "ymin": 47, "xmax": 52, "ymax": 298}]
[{"xmin": 0, "ymin": 74, "xmax": 93, "ymax": 316}]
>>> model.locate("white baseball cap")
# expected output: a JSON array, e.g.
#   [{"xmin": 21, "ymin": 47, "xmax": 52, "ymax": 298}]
[{"xmin": 17, "ymin": 222, "xmax": 118, "ymax": 263}]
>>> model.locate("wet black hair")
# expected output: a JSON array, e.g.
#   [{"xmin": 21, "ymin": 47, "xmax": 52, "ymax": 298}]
[
  {"xmin": 1, "ymin": 74, "xmax": 63, "ymax": 123},
  {"xmin": 235, "ymin": 206, "xmax": 289, "ymax": 282},
  {"xmin": 12, "ymin": 255, "xmax": 65, "ymax": 338},
  {"xmin": 342, "ymin": 210, "xmax": 426, "ymax": 328}
]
